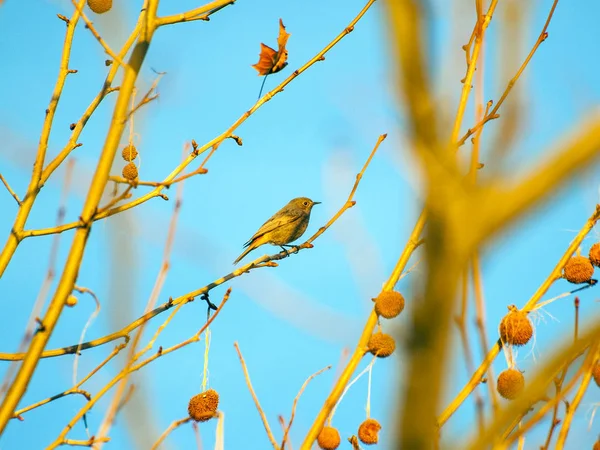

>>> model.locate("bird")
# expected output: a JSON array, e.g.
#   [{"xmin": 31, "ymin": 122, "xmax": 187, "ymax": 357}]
[{"xmin": 233, "ymin": 197, "xmax": 321, "ymax": 265}]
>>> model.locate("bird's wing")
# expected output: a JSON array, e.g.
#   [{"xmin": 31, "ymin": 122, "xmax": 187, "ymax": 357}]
[{"xmin": 243, "ymin": 208, "xmax": 303, "ymax": 247}]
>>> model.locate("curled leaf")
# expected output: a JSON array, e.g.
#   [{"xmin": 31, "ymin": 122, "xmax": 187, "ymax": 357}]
[{"xmin": 252, "ymin": 19, "xmax": 290, "ymax": 76}]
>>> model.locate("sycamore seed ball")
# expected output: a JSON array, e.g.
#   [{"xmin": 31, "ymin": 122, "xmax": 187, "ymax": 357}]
[
  {"xmin": 358, "ymin": 418, "xmax": 381, "ymax": 445},
  {"xmin": 121, "ymin": 144, "xmax": 138, "ymax": 162},
  {"xmin": 188, "ymin": 389, "xmax": 219, "ymax": 422},
  {"xmin": 374, "ymin": 290, "xmax": 405, "ymax": 319},
  {"xmin": 317, "ymin": 426, "xmax": 340, "ymax": 450},
  {"xmin": 368, "ymin": 332, "xmax": 395, "ymax": 358},
  {"xmin": 87, "ymin": 0, "xmax": 112, "ymax": 14},
  {"xmin": 592, "ymin": 362, "xmax": 600, "ymax": 388},
  {"xmin": 122, "ymin": 162, "xmax": 138, "ymax": 181},
  {"xmin": 499, "ymin": 305, "xmax": 533, "ymax": 346},
  {"xmin": 563, "ymin": 256, "xmax": 594, "ymax": 284},
  {"xmin": 590, "ymin": 243, "xmax": 600, "ymax": 267},
  {"xmin": 497, "ymin": 369, "xmax": 525, "ymax": 400}
]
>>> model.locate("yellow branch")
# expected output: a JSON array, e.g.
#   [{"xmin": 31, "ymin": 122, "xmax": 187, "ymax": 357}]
[
  {"xmin": 0, "ymin": 1, "xmax": 84, "ymax": 277},
  {"xmin": 0, "ymin": 1, "xmax": 160, "ymax": 433},
  {"xmin": 437, "ymin": 205, "xmax": 600, "ymax": 427},
  {"xmin": 300, "ymin": 211, "xmax": 427, "ymax": 449}
]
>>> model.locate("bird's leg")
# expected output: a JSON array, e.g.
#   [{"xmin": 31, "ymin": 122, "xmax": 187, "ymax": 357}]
[
  {"xmin": 281, "ymin": 244, "xmax": 300, "ymax": 255},
  {"xmin": 279, "ymin": 246, "xmax": 291, "ymax": 257}
]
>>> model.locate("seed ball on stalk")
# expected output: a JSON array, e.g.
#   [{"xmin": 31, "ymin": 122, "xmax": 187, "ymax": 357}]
[
  {"xmin": 499, "ymin": 305, "xmax": 533, "ymax": 346},
  {"xmin": 590, "ymin": 243, "xmax": 600, "ymax": 267},
  {"xmin": 188, "ymin": 389, "xmax": 219, "ymax": 422},
  {"xmin": 374, "ymin": 290, "xmax": 405, "ymax": 319},
  {"xmin": 122, "ymin": 162, "xmax": 138, "ymax": 181},
  {"xmin": 317, "ymin": 426, "xmax": 341, "ymax": 450},
  {"xmin": 368, "ymin": 332, "xmax": 395, "ymax": 358},
  {"xmin": 358, "ymin": 418, "xmax": 381, "ymax": 445},
  {"xmin": 497, "ymin": 369, "xmax": 525, "ymax": 400},
  {"xmin": 121, "ymin": 144, "xmax": 138, "ymax": 162},
  {"xmin": 87, "ymin": 0, "xmax": 112, "ymax": 14},
  {"xmin": 563, "ymin": 256, "xmax": 594, "ymax": 284}
]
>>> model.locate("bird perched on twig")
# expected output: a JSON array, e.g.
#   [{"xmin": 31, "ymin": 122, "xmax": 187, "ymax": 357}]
[{"xmin": 233, "ymin": 197, "xmax": 321, "ymax": 265}]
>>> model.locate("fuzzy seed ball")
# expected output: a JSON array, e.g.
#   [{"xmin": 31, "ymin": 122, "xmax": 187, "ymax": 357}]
[
  {"xmin": 563, "ymin": 256, "xmax": 594, "ymax": 284},
  {"xmin": 317, "ymin": 426, "xmax": 340, "ymax": 450},
  {"xmin": 590, "ymin": 243, "xmax": 600, "ymax": 267},
  {"xmin": 121, "ymin": 144, "xmax": 138, "ymax": 162},
  {"xmin": 188, "ymin": 389, "xmax": 219, "ymax": 422},
  {"xmin": 497, "ymin": 369, "xmax": 525, "ymax": 400},
  {"xmin": 122, "ymin": 162, "xmax": 138, "ymax": 181},
  {"xmin": 592, "ymin": 362, "xmax": 600, "ymax": 388},
  {"xmin": 368, "ymin": 332, "xmax": 395, "ymax": 358},
  {"xmin": 87, "ymin": 0, "xmax": 112, "ymax": 14},
  {"xmin": 358, "ymin": 418, "xmax": 381, "ymax": 445},
  {"xmin": 499, "ymin": 306, "xmax": 533, "ymax": 346},
  {"xmin": 66, "ymin": 295, "xmax": 78, "ymax": 307},
  {"xmin": 374, "ymin": 290, "xmax": 405, "ymax": 319}
]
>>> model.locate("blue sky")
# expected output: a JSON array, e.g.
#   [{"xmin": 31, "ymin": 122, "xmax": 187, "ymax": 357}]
[{"xmin": 1, "ymin": 0, "xmax": 600, "ymax": 448}]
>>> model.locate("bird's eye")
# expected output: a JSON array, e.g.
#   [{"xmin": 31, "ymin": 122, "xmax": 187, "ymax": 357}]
[{"xmin": 303, "ymin": 201, "xmax": 309, "ymax": 206}]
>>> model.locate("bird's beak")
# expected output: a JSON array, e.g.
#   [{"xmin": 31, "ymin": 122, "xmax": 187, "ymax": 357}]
[{"xmin": 313, "ymin": 201, "xmax": 321, "ymax": 205}]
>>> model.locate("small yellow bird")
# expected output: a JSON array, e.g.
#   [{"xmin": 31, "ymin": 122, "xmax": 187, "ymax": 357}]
[{"xmin": 233, "ymin": 197, "xmax": 320, "ymax": 265}]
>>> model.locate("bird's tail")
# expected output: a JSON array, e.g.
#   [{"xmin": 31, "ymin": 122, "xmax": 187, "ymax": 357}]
[{"xmin": 233, "ymin": 244, "xmax": 256, "ymax": 265}]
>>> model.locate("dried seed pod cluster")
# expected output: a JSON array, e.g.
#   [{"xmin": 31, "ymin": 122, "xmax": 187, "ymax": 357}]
[
  {"xmin": 499, "ymin": 306, "xmax": 533, "ymax": 346},
  {"xmin": 368, "ymin": 332, "xmax": 395, "ymax": 358},
  {"xmin": 87, "ymin": 0, "xmax": 112, "ymax": 14},
  {"xmin": 121, "ymin": 144, "xmax": 139, "ymax": 181},
  {"xmin": 317, "ymin": 426, "xmax": 341, "ymax": 450},
  {"xmin": 374, "ymin": 290, "xmax": 405, "ymax": 319},
  {"xmin": 188, "ymin": 389, "xmax": 219, "ymax": 422},
  {"xmin": 497, "ymin": 369, "xmax": 525, "ymax": 400},
  {"xmin": 563, "ymin": 255, "xmax": 594, "ymax": 284},
  {"xmin": 358, "ymin": 418, "xmax": 381, "ymax": 445}
]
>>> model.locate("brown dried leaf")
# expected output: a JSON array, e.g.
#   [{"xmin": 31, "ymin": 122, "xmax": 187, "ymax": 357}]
[{"xmin": 252, "ymin": 19, "xmax": 290, "ymax": 76}]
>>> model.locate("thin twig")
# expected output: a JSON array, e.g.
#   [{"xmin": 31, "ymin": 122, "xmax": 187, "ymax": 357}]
[
  {"xmin": 72, "ymin": 285, "xmax": 101, "ymax": 385},
  {"xmin": 70, "ymin": 0, "xmax": 126, "ymax": 66},
  {"xmin": 151, "ymin": 417, "xmax": 192, "ymax": 450},
  {"xmin": 234, "ymin": 342, "xmax": 279, "ymax": 449},
  {"xmin": 281, "ymin": 366, "xmax": 331, "ymax": 449},
  {"xmin": 0, "ymin": 174, "xmax": 21, "ymax": 205},
  {"xmin": 457, "ymin": 0, "xmax": 559, "ymax": 147}
]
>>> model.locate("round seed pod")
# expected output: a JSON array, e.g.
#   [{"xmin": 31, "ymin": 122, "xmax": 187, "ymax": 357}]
[
  {"xmin": 122, "ymin": 162, "xmax": 138, "ymax": 181},
  {"xmin": 66, "ymin": 295, "xmax": 78, "ymax": 307},
  {"xmin": 563, "ymin": 256, "xmax": 594, "ymax": 284},
  {"xmin": 87, "ymin": 0, "xmax": 112, "ymax": 14},
  {"xmin": 374, "ymin": 290, "xmax": 405, "ymax": 319},
  {"xmin": 317, "ymin": 426, "xmax": 340, "ymax": 450},
  {"xmin": 121, "ymin": 144, "xmax": 138, "ymax": 162},
  {"xmin": 188, "ymin": 389, "xmax": 219, "ymax": 422},
  {"xmin": 499, "ymin": 305, "xmax": 533, "ymax": 346},
  {"xmin": 592, "ymin": 362, "xmax": 600, "ymax": 387},
  {"xmin": 368, "ymin": 332, "xmax": 395, "ymax": 358},
  {"xmin": 497, "ymin": 369, "xmax": 525, "ymax": 400},
  {"xmin": 358, "ymin": 418, "xmax": 381, "ymax": 445},
  {"xmin": 590, "ymin": 243, "xmax": 600, "ymax": 267}
]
